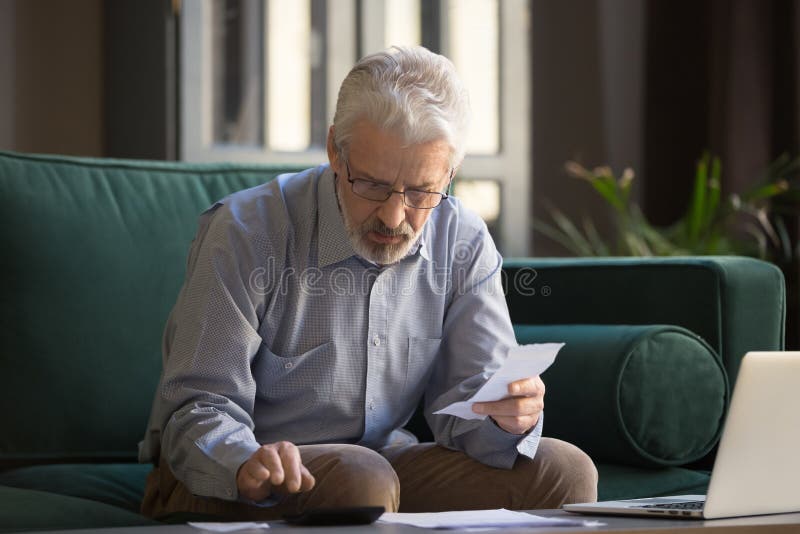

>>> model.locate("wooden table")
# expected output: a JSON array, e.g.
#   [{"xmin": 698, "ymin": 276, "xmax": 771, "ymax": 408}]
[{"xmin": 40, "ymin": 509, "xmax": 800, "ymax": 534}]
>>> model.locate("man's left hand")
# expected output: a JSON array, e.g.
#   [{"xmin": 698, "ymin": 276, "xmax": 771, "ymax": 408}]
[{"xmin": 471, "ymin": 375, "xmax": 545, "ymax": 434}]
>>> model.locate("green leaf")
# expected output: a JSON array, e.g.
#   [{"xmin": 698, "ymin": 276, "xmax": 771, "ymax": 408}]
[
  {"xmin": 588, "ymin": 175, "xmax": 625, "ymax": 212},
  {"xmin": 773, "ymin": 216, "xmax": 793, "ymax": 261},
  {"xmin": 742, "ymin": 222, "xmax": 769, "ymax": 259},
  {"xmin": 704, "ymin": 157, "xmax": 722, "ymax": 230},
  {"xmin": 532, "ymin": 219, "xmax": 586, "ymax": 256},
  {"xmin": 549, "ymin": 208, "xmax": 595, "ymax": 255},
  {"xmin": 532, "ymin": 211, "xmax": 597, "ymax": 256},
  {"xmin": 618, "ymin": 168, "xmax": 635, "ymax": 206},
  {"xmin": 687, "ymin": 155, "xmax": 709, "ymax": 244},
  {"xmin": 742, "ymin": 182, "xmax": 790, "ymax": 202},
  {"xmin": 622, "ymin": 232, "xmax": 654, "ymax": 256},
  {"xmin": 762, "ymin": 152, "xmax": 799, "ymax": 183},
  {"xmin": 582, "ymin": 217, "xmax": 611, "ymax": 256},
  {"xmin": 638, "ymin": 220, "xmax": 686, "ymax": 255}
]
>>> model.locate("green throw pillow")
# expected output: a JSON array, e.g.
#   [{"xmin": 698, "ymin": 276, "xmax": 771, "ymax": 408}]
[{"xmin": 514, "ymin": 324, "xmax": 729, "ymax": 468}]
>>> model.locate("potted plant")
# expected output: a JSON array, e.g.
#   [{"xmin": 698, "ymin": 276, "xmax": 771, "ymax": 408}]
[{"xmin": 535, "ymin": 153, "xmax": 800, "ymax": 261}]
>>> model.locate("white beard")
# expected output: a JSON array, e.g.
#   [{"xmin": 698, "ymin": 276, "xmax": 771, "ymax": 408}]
[{"xmin": 335, "ymin": 179, "xmax": 421, "ymax": 265}]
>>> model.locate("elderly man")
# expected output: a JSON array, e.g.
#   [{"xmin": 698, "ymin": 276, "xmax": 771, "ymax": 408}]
[{"xmin": 139, "ymin": 46, "xmax": 596, "ymax": 520}]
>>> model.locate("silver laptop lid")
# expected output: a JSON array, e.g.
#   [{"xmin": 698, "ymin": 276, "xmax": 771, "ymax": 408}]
[{"xmin": 703, "ymin": 351, "xmax": 800, "ymax": 519}]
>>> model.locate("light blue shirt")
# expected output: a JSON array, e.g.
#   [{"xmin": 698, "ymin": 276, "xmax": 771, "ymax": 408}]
[{"xmin": 139, "ymin": 165, "xmax": 542, "ymax": 502}]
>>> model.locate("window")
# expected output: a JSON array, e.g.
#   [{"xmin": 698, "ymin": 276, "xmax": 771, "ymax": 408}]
[{"xmin": 181, "ymin": 0, "xmax": 531, "ymax": 255}]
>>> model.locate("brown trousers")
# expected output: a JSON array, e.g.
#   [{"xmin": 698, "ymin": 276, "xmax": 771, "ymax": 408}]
[{"xmin": 141, "ymin": 438, "xmax": 598, "ymax": 521}]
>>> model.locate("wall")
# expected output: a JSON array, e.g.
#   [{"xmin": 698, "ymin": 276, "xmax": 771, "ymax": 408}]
[
  {"xmin": 530, "ymin": 0, "xmax": 645, "ymax": 256},
  {"xmin": 105, "ymin": 0, "xmax": 178, "ymax": 160},
  {"xmin": 0, "ymin": 1, "xmax": 14, "ymax": 150},
  {"xmin": 0, "ymin": 0, "xmax": 105, "ymax": 156}
]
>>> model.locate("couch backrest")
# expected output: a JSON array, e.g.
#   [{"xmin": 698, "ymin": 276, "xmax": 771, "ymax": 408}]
[
  {"xmin": 503, "ymin": 257, "xmax": 786, "ymax": 388},
  {"xmin": 0, "ymin": 150, "xmax": 304, "ymax": 465}
]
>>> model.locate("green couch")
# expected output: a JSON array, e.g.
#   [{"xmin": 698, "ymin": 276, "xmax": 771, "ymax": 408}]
[{"xmin": 0, "ymin": 150, "xmax": 786, "ymax": 531}]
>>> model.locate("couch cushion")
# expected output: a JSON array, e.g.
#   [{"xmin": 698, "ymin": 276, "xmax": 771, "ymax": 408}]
[
  {"xmin": 0, "ymin": 485, "xmax": 157, "ymax": 532},
  {"xmin": 0, "ymin": 463, "xmax": 152, "ymax": 513},
  {"xmin": 596, "ymin": 463, "xmax": 711, "ymax": 501},
  {"xmin": 0, "ymin": 150, "xmax": 303, "ymax": 464},
  {"xmin": 514, "ymin": 324, "xmax": 728, "ymax": 468}
]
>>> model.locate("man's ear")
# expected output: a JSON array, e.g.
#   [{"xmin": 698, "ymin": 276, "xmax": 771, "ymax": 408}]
[
  {"xmin": 326, "ymin": 126, "xmax": 339, "ymax": 171},
  {"xmin": 446, "ymin": 162, "xmax": 461, "ymax": 194}
]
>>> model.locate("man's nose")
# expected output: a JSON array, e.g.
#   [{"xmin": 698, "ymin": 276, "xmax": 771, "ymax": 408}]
[{"xmin": 376, "ymin": 192, "xmax": 407, "ymax": 229}]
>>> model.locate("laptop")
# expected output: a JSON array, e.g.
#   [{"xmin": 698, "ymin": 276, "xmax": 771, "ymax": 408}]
[{"xmin": 564, "ymin": 351, "xmax": 800, "ymax": 519}]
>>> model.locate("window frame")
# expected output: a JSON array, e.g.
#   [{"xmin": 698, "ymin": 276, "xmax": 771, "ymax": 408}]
[{"xmin": 180, "ymin": 0, "xmax": 530, "ymax": 255}]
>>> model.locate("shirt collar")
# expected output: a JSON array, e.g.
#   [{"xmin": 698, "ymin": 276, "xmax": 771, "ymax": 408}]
[
  {"xmin": 411, "ymin": 230, "xmax": 432, "ymax": 262},
  {"xmin": 316, "ymin": 165, "xmax": 433, "ymax": 268}
]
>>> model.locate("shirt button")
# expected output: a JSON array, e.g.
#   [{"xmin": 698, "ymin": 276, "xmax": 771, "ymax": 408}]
[
  {"xmin": 284, "ymin": 362, "xmax": 293, "ymax": 369},
  {"xmin": 372, "ymin": 335, "xmax": 381, "ymax": 346},
  {"xmin": 369, "ymin": 401, "xmax": 375, "ymax": 410},
  {"xmin": 225, "ymin": 488, "xmax": 233, "ymax": 497}
]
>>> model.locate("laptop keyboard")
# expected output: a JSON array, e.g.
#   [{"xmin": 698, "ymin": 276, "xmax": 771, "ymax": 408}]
[{"xmin": 640, "ymin": 501, "xmax": 705, "ymax": 510}]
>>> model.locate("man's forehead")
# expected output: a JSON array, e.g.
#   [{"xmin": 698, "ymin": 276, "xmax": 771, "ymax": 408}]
[{"xmin": 348, "ymin": 127, "xmax": 450, "ymax": 183}]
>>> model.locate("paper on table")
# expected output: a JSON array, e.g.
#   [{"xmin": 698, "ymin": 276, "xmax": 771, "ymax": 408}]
[
  {"xmin": 433, "ymin": 343, "xmax": 564, "ymax": 420},
  {"xmin": 379, "ymin": 508, "xmax": 584, "ymax": 529},
  {"xmin": 188, "ymin": 522, "xmax": 270, "ymax": 532}
]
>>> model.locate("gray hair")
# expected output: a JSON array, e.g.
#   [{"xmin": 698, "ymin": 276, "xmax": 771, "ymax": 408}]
[{"xmin": 332, "ymin": 46, "xmax": 471, "ymax": 168}]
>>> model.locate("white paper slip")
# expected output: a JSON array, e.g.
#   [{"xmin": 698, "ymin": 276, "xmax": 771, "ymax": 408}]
[
  {"xmin": 379, "ymin": 508, "xmax": 584, "ymax": 529},
  {"xmin": 433, "ymin": 343, "xmax": 564, "ymax": 420},
  {"xmin": 188, "ymin": 522, "xmax": 270, "ymax": 532}
]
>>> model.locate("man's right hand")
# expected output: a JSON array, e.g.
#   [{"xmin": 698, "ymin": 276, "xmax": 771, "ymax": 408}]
[{"xmin": 236, "ymin": 441, "xmax": 315, "ymax": 502}]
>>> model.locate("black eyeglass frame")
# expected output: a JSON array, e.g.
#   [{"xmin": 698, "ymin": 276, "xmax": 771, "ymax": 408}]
[{"xmin": 343, "ymin": 161, "xmax": 454, "ymax": 210}]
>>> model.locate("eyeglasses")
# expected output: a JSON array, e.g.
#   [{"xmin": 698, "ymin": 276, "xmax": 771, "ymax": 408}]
[{"xmin": 344, "ymin": 161, "xmax": 453, "ymax": 209}]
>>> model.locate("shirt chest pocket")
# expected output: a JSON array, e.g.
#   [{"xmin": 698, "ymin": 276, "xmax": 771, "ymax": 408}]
[
  {"xmin": 253, "ymin": 341, "xmax": 336, "ymax": 406},
  {"xmin": 404, "ymin": 337, "xmax": 442, "ymax": 399}
]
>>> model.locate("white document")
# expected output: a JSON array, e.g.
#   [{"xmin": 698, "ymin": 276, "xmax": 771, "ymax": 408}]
[
  {"xmin": 188, "ymin": 522, "xmax": 270, "ymax": 532},
  {"xmin": 379, "ymin": 508, "xmax": 584, "ymax": 529},
  {"xmin": 433, "ymin": 343, "xmax": 564, "ymax": 420}
]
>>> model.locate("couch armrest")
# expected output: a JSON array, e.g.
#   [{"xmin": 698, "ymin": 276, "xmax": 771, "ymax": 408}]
[{"xmin": 503, "ymin": 256, "xmax": 785, "ymax": 387}]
